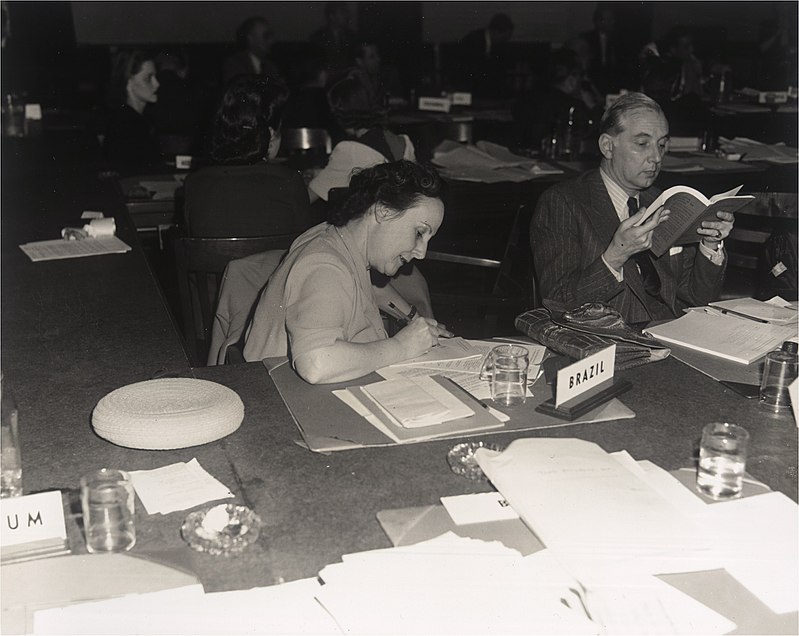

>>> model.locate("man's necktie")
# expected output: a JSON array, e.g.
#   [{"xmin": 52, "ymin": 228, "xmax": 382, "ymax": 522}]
[{"xmin": 627, "ymin": 197, "xmax": 661, "ymax": 296}]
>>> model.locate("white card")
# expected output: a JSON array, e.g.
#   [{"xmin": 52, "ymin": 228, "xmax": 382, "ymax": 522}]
[{"xmin": 441, "ymin": 492, "xmax": 519, "ymax": 525}]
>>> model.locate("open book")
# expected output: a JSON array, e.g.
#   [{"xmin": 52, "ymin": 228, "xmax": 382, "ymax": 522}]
[{"xmin": 637, "ymin": 185, "xmax": 753, "ymax": 257}]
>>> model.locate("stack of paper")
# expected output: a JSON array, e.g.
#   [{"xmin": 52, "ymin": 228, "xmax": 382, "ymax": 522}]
[
  {"xmin": 718, "ymin": 136, "xmax": 799, "ymax": 164},
  {"xmin": 475, "ymin": 439, "xmax": 719, "ymax": 574},
  {"xmin": 360, "ymin": 376, "xmax": 472, "ymax": 428},
  {"xmin": 643, "ymin": 311, "xmax": 795, "ymax": 364},
  {"xmin": 33, "ymin": 579, "xmax": 340, "ymax": 635},
  {"xmin": 432, "ymin": 141, "xmax": 563, "ymax": 183},
  {"xmin": 128, "ymin": 459, "xmax": 233, "ymax": 515},
  {"xmin": 334, "ymin": 374, "xmax": 505, "ymax": 443},
  {"xmin": 315, "ymin": 533, "xmax": 597, "ymax": 634},
  {"xmin": 708, "ymin": 297, "xmax": 799, "ymax": 326},
  {"xmin": 474, "ymin": 439, "xmax": 799, "ymax": 621}
]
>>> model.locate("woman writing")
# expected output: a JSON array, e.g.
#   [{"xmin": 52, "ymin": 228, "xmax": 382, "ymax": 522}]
[{"xmin": 243, "ymin": 160, "xmax": 452, "ymax": 384}]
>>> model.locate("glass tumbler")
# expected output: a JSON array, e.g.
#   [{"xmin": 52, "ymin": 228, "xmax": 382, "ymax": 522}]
[
  {"xmin": 696, "ymin": 422, "xmax": 749, "ymax": 500},
  {"xmin": 759, "ymin": 350, "xmax": 798, "ymax": 413},
  {"xmin": 479, "ymin": 344, "xmax": 529, "ymax": 407},
  {"xmin": 80, "ymin": 468, "xmax": 136, "ymax": 553}
]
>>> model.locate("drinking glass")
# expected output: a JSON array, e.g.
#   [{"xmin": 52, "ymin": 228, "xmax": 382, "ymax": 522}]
[
  {"xmin": 759, "ymin": 350, "xmax": 798, "ymax": 413},
  {"xmin": 696, "ymin": 422, "xmax": 749, "ymax": 500},
  {"xmin": 479, "ymin": 344, "xmax": 528, "ymax": 407},
  {"xmin": 80, "ymin": 468, "xmax": 136, "ymax": 553}
]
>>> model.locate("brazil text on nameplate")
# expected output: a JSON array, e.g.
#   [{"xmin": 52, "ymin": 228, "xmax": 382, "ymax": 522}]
[
  {"xmin": 555, "ymin": 344, "xmax": 616, "ymax": 408},
  {"xmin": 1, "ymin": 491, "xmax": 67, "ymax": 547}
]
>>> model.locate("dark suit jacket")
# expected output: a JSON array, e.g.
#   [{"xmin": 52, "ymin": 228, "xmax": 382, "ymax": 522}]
[
  {"xmin": 183, "ymin": 163, "xmax": 318, "ymax": 238},
  {"xmin": 531, "ymin": 169, "xmax": 725, "ymax": 324}
]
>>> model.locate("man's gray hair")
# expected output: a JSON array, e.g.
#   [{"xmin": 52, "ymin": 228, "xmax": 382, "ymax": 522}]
[{"xmin": 599, "ymin": 92, "xmax": 664, "ymax": 136}]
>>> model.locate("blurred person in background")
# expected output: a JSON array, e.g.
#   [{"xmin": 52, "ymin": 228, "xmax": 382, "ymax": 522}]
[
  {"xmin": 223, "ymin": 16, "xmax": 282, "ymax": 84},
  {"xmin": 103, "ymin": 49, "xmax": 164, "ymax": 174}
]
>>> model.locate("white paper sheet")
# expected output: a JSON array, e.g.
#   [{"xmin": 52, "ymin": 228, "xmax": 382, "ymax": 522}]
[
  {"xmin": 129, "ymin": 458, "xmax": 233, "ymax": 515},
  {"xmin": 692, "ymin": 492, "xmax": 799, "ymax": 614},
  {"xmin": 19, "ymin": 236, "xmax": 132, "ymax": 262}
]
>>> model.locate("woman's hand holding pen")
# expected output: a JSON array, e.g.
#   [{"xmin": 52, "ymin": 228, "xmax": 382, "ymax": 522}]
[{"xmin": 393, "ymin": 315, "xmax": 454, "ymax": 359}]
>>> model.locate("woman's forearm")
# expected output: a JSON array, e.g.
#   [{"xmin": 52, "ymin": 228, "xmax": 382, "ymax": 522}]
[{"xmin": 294, "ymin": 338, "xmax": 406, "ymax": 384}]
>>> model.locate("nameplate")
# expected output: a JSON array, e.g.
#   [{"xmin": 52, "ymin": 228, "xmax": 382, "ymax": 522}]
[
  {"xmin": 24, "ymin": 103, "xmax": 42, "ymax": 120},
  {"xmin": 418, "ymin": 97, "xmax": 451, "ymax": 113},
  {"xmin": 757, "ymin": 91, "xmax": 788, "ymax": 104},
  {"xmin": 556, "ymin": 345, "xmax": 616, "ymax": 408},
  {"xmin": 1, "ymin": 491, "xmax": 67, "ymax": 547},
  {"xmin": 450, "ymin": 92, "xmax": 472, "ymax": 106},
  {"xmin": 176, "ymin": 155, "xmax": 193, "ymax": 170}
]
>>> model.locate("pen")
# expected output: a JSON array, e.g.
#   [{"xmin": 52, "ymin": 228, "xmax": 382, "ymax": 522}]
[
  {"xmin": 716, "ymin": 308, "xmax": 769, "ymax": 324},
  {"xmin": 387, "ymin": 301, "xmax": 417, "ymax": 326}
]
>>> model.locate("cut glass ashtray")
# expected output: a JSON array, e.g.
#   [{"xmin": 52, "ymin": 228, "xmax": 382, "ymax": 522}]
[
  {"xmin": 447, "ymin": 441, "xmax": 504, "ymax": 481},
  {"xmin": 180, "ymin": 503, "xmax": 262, "ymax": 556}
]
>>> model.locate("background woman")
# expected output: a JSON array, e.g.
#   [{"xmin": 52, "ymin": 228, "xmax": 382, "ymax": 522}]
[
  {"xmin": 182, "ymin": 75, "xmax": 318, "ymax": 237},
  {"xmin": 243, "ymin": 160, "xmax": 451, "ymax": 384},
  {"xmin": 103, "ymin": 49, "xmax": 163, "ymax": 173}
]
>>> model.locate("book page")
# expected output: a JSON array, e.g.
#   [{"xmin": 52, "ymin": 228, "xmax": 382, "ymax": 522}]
[
  {"xmin": 649, "ymin": 192, "xmax": 708, "ymax": 256},
  {"xmin": 640, "ymin": 184, "xmax": 708, "ymax": 224}
]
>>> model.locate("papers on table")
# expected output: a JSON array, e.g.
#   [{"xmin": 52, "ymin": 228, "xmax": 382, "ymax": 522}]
[
  {"xmin": 33, "ymin": 578, "xmax": 340, "ymax": 635},
  {"xmin": 432, "ymin": 140, "xmax": 563, "ymax": 183},
  {"xmin": 360, "ymin": 375, "xmax": 473, "ymax": 428},
  {"xmin": 128, "ymin": 458, "xmax": 233, "ymax": 515},
  {"xmin": 334, "ymin": 374, "xmax": 504, "ymax": 443},
  {"xmin": 377, "ymin": 339, "xmax": 546, "ymax": 402},
  {"xmin": 474, "ymin": 438, "xmax": 799, "ymax": 620},
  {"xmin": 643, "ymin": 310, "xmax": 795, "ymax": 364},
  {"xmin": 316, "ymin": 534, "xmax": 597, "ymax": 634},
  {"xmin": 475, "ymin": 439, "xmax": 719, "ymax": 575},
  {"xmin": 708, "ymin": 296, "xmax": 798, "ymax": 325},
  {"xmin": 696, "ymin": 491, "xmax": 799, "ymax": 614},
  {"xmin": 19, "ymin": 236, "xmax": 132, "ymax": 262},
  {"xmin": 718, "ymin": 136, "xmax": 799, "ymax": 164}
]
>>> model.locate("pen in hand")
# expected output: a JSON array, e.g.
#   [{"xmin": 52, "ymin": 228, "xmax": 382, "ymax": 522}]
[
  {"xmin": 387, "ymin": 301, "xmax": 454, "ymax": 338},
  {"xmin": 387, "ymin": 301, "xmax": 417, "ymax": 327}
]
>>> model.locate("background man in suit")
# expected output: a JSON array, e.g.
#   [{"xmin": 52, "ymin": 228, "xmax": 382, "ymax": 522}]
[
  {"xmin": 459, "ymin": 13, "xmax": 514, "ymax": 97},
  {"xmin": 531, "ymin": 92, "xmax": 734, "ymax": 325},
  {"xmin": 223, "ymin": 16, "xmax": 282, "ymax": 85}
]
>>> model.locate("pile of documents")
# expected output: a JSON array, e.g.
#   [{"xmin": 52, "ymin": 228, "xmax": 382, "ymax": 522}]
[
  {"xmin": 128, "ymin": 459, "xmax": 233, "ymax": 515},
  {"xmin": 475, "ymin": 438, "xmax": 799, "ymax": 618},
  {"xmin": 643, "ymin": 297, "xmax": 798, "ymax": 365},
  {"xmin": 432, "ymin": 140, "xmax": 563, "ymax": 183},
  {"xmin": 718, "ymin": 136, "xmax": 799, "ymax": 164}
]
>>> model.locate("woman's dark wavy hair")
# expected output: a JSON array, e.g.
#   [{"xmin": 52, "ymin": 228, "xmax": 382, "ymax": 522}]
[
  {"xmin": 210, "ymin": 75, "xmax": 289, "ymax": 165},
  {"xmin": 327, "ymin": 74, "xmax": 385, "ymax": 131},
  {"xmin": 107, "ymin": 49, "xmax": 153, "ymax": 108},
  {"xmin": 329, "ymin": 160, "xmax": 444, "ymax": 227}
]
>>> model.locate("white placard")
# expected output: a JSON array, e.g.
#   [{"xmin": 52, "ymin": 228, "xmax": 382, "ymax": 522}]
[
  {"xmin": 1, "ymin": 491, "xmax": 67, "ymax": 547},
  {"xmin": 24, "ymin": 103, "xmax": 42, "ymax": 120},
  {"xmin": 418, "ymin": 96, "xmax": 451, "ymax": 113},
  {"xmin": 450, "ymin": 92, "xmax": 472, "ymax": 106},
  {"xmin": 175, "ymin": 155, "xmax": 193, "ymax": 170},
  {"xmin": 555, "ymin": 344, "xmax": 616, "ymax": 408}
]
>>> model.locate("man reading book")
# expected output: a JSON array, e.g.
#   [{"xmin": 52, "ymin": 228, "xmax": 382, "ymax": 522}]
[{"xmin": 531, "ymin": 92, "xmax": 734, "ymax": 324}]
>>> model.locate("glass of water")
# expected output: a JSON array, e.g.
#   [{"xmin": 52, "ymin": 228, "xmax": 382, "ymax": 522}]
[
  {"xmin": 80, "ymin": 468, "xmax": 136, "ymax": 553},
  {"xmin": 696, "ymin": 422, "xmax": 749, "ymax": 500}
]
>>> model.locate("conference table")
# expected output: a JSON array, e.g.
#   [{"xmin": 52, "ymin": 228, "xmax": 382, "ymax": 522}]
[{"xmin": 2, "ymin": 127, "xmax": 797, "ymax": 633}]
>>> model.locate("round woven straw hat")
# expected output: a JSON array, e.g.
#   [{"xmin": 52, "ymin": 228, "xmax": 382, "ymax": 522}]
[{"xmin": 92, "ymin": 378, "xmax": 244, "ymax": 450}]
